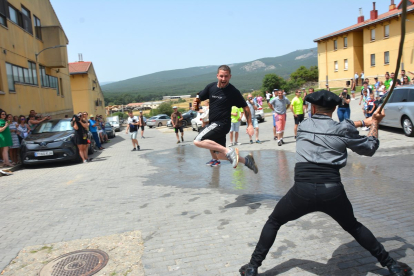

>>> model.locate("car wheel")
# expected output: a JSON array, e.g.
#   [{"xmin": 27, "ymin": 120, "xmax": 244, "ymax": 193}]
[
  {"xmin": 158, "ymin": 122, "xmax": 162, "ymax": 127},
  {"xmin": 182, "ymin": 121, "xmax": 187, "ymax": 127},
  {"xmin": 149, "ymin": 126, "xmax": 153, "ymax": 128},
  {"xmin": 402, "ymin": 116, "xmax": 414, "ymax": 137}
]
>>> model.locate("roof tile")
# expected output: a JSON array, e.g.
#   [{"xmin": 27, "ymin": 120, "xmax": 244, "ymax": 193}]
[{"xmin": 69, "ymin": 62, "xmax": 91, "ymax": 74}]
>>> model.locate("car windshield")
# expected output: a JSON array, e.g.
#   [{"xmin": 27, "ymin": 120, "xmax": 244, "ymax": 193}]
[
  {"xmin": 110, "ymin": 121, "xmax": 118, "ymax": 125},
  {"xmin": 32, "ymin": 120, "xmax": 73, "ymax": 134},
  {"xmin": 105, "ymin": 123, "xmax": 112, "ymax": 128}
]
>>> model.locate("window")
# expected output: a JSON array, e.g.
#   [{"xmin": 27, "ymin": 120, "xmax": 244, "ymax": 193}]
[
  {"xmin": 33, "ymin": 15, "xmax": 41, "ymax": 39},
  {"xmin": 21, "ymin": 6, "xmax": 32, "ymax": 34},
  {"xmin": 371, "ymin": 54, "xmax": 375, "ymax": 66},
  {"xmin": 389, "ymin": 89, "xmax": 408, "ymax": 103},
  {"xmin": 334, "ymin": 61, "xmax": 338, "ymax": 71},
  {"xmin": 371, "ymin": 29, "xmax": 376, "ymax": 41},
  {"xmin": 384, "ymin": 51, "xmax": 390, "ymax": 65},
  {"xmin": 8, "ymin": 4, "xmax": 22, "ymax": 26},
  {"xmin": 344, "ymin": 59, "xmax": 348, "ymax": 70},
  {"xmin": 408, "ymin": 89, "xmax": 414, "ymax": 102},
  {"xmin": 6, "ymin": 63, "xmax": 14, "ymax": 91},
  {"xmin": 334, "ymin": 40, "xmax": 337, "ymax": 50},
  {"xmin": 28, "ymin": 61, "xmax": 38, "ymax": 85},
  {"xmin": 344, "ymin": 37, "xmax": 348, "ymax": 48},
  {"xmin": 0, "ymin": 0, "xmax": 7, "ymax": 27},
  {"xmin": 384, "ymin": 25, "xmax": 390, "ymax": 38},
  {"xmin": 5, "ymin": 62, "xmax": 39, "ymax": 92},
  {"xmin": 39, "ymin": 65, "xmax": 58, "ymax": 91}
]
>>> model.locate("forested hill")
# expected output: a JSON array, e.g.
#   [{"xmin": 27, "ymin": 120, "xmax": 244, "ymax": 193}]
[{"xmin": 102, "ymin": 48, "xmax": 317, "ymax": 103}]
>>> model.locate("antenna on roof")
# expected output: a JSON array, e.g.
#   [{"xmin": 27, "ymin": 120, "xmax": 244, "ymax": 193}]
[
  {"xmin": 78, "ymin": 53, "xmax": 83, "ymax": 62},
  {"xmin": 359, "ymin": 8, "xmax": 363, "ymax": 16}
]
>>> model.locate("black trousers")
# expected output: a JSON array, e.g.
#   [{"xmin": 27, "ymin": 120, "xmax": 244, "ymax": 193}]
[{"xmin": 250, "ymin": 182, "xmax": 391, "ymax": 267}]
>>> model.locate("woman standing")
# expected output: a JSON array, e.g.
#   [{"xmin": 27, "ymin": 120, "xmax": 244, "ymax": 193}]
[
  {"xmin": 17, "ymin": 115, "xmax": 31, "ymax": 143},
  {"xmin": 72, "ymin": 113, "xmax": 89, "ymax": 163},
  {"xmin": 0, "ymin": 110, "xmax": 13, "ymax": 167},
  {"xmin": 7, "ymin": 114, "xmax": 20, "ymax": 164},
  {"xmin": 337, "ymin": 88, "xmax": 351, "ymax": 122}
]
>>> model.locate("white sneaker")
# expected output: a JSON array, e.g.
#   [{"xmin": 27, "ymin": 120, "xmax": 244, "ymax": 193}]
[{"xmin": 236, "ymin": 142, "xmax": 241, "ymax": 145}]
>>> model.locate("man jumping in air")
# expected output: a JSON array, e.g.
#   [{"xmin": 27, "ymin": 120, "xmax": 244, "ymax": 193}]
[{"xmin": 193, "ymin": 65, "xmax": 258, "ymax": 173}]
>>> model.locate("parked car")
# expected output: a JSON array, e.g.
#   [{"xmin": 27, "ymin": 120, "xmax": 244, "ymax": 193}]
[
  {"xmin": 167, "ymin": 110, "xmax": 197, "ymax": 128},
  {"xmin": 104, "ymin": 122, "xmax": 116, "ymax": 138},
  {"xmin": 191, "ymin": 111, "xmax": 204, "ymax": 131},
  {"xmin": 146, "ymin": 114, "xmax": 170, "ymax": 128},
  {"xmin": 20, "ymin": 118, "xmax": 96, "ymax": 165},
  {"xmin": 241, "ymin": 105, "xmax": 265, "ymax": 125},
  {"xmin": 106, "ymin": 116, "xmax": 120, "ymax": 131},
  {"xmin": 379, "ymin": 86, "xmax": 414, "ymax": 137}
]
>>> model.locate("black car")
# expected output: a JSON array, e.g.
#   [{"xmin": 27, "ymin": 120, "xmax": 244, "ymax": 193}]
[
  {"xmin": 104, "ymin": 122, "xmax": 116, "ymax": 138},
  {"xmin": 182, "ymin": 110, "xmax": 197, "ymax": 127},
  {"xmin": 20, "ymin": 119, "xmax": 96, "ymax": 165}
]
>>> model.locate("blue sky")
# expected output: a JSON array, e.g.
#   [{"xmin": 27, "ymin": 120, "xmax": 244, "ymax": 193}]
[{"xmin": 51, "ymin": 0, "xmax": 393, "ymax": 83}]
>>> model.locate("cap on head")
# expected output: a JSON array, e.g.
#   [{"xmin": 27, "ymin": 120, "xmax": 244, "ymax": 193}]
[
  {"xmin": 90, "ymin": 114, "xmax": 94, "ymax": 117},
  {"xmin": 304, "ymin": 90, "xmax": 341, "ymax": 108},
  {"xmin": 173, "ymin": 106, "xmax": 177, "ymax": 109}
]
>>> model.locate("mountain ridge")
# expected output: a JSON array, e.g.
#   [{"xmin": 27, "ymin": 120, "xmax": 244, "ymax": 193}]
[{"xmin": 102, "ymin": 48, "xmax": 317, "ymax": 98}]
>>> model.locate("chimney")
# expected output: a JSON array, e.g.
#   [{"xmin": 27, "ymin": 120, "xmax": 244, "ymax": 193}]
[
  {"xmin": 389, "ymin": 0, "xmax": 396, "ymax": 11},
  {"xmin": 358, "ymin": 8, "xmax": 365, "ymax": 23},
  {"xmin": 370, "ymin": 2, "xmax": 378, "ymax": 20}
]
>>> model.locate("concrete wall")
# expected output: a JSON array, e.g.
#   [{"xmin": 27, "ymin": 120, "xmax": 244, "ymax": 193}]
[{"xmin": 0, "ymin": 0, "xmax": 73, "ymax": 118}]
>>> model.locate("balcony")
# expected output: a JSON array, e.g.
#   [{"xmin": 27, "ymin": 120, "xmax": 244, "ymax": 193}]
[{"xmin": 39, "ymin": 26, "xmax": 68, "ymax": 68}]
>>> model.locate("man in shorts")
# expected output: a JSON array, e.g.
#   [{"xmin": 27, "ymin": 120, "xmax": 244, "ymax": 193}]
[
  {"xmin": 126, "ymin": 111, "xmax": 140, "ymax": 151},
  {"xmin": 171, "ymin": 106, "xmax": 184, "ymax": 144},
  {"xmin": 268, "ymin": 90, "xmax": 290, "ymax": 146},
  {"xmin": 193, "ymin": 65, "xmax": 258, "ymax": 174},
  {"xmin": 290, "ymin": 90, "xmax": 305, "ymax": 139},
  {"xmin": 350, "ymin": 78, "xmax": 356, "ymax": 100},
  {"xmin": 229, "ymin": 105, "xmax": 243, "ymax": 147},
  {"xmin": 246, "ymin": 94, "xmax": 261, "ymax": 144},
  {"xmin": 139, "ymin": 111, "xmax": 146, "ymax": 138}
]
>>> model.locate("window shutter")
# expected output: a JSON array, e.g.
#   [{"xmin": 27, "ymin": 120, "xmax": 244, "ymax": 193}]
[
  {"xmin": 22, "ymin": 14, "xmax": 32, "ymax": 34},
  {"xmin": 0, "ymin": 0, "xmax": 8, "ymax": 17}
]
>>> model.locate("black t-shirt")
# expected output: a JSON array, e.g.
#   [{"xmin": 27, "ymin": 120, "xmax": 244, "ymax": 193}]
[
  {"xmin": 199, "ymin": 82, "xmax": 247, "ymax": 126},
  {"xmin": 338, "ymin": 94, "xmax": 351, "ymax": 108},
  {"xmin": 74, "ymin": 120, "xmax": 85, "ymax": 138}
]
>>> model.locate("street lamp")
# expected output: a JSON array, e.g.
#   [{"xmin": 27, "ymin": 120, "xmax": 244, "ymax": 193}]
[{"xmin": 35, "ymin": 45, "xmax": 67, "ymax": 63}]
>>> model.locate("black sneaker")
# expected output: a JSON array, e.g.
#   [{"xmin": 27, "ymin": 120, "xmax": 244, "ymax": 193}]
[
  {"xmin": 278, "ymin": 140, "xmax": 282, "ymax": 146},
  {"xmin": 294, "ymin": 136, "xmax": 297, "ymax": 140},
  {"xmin": 250, "ymin": 140, "xmax": 253, "ymax": 144},
  {"xmin": 281, "ymin": 139, "xmax": 285, "ymax": 144},
  {"xmin": 239, "ymin": 263, "xmax": 258, "ymax": 276},
  {"xmin": 132, "ymin": 148, "xmax": 136, "ymax": 151},
  {"xmin": 137, "ymin": 146, "xmax": 140, "ymax": 151},
  {"xmin": 387, "ymin": 260, "xmax": 413, "ymax": 276},
  {"xmin": 181, "ymin": 136, "xmax": 184, "ymax": 142}
]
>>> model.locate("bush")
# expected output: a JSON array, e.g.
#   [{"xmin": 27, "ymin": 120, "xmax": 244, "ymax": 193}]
[{"xmin": 149, "ymin": 102, "xmax": 174, "ymax": 116}]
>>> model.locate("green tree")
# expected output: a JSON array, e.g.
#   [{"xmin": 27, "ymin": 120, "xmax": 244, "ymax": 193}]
[
  {"xmin": 261, "ymin": 74, "xmax": 286, "ymax": 93},
  {"xmin": 155, "ymin": 102, "xmax": 174, "ymax": 116}
]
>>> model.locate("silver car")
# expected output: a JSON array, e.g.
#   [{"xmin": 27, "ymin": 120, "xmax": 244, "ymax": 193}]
[
  {"xmin": 146, "ymin": 114, "xmax": 170, "ymax": 128},
  {"xmin": 380, "ymin": 86, "xmax": 414, "ymax": 137}
]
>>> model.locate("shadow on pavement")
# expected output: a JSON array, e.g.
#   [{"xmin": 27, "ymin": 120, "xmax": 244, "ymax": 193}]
[{"xmin": 260, "ymin": 236, "xmax": 414, "ymax": 276}]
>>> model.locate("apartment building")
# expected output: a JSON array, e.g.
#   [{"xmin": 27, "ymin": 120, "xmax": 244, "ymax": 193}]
[
  {"xmin": 69, "ymin": 60, "xmax": 106, "ymax": 117},
  {"xmin": 0, "ymin": 0, "xmax": 73, "ymax": 117},
  {"xmin": 314, "ymin": 0, "xmax": 414, "ymax": 88}
]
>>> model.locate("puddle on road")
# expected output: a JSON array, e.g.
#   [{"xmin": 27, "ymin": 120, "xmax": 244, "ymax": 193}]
[{"xmin": 143, "ymin": 144, "xmax": 414, "ymax": 199}]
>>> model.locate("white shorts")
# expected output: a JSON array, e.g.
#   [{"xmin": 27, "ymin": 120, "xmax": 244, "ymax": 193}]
[{"xmin": 130, "ymin": 131, "xmax": 138, "ymax": 139}]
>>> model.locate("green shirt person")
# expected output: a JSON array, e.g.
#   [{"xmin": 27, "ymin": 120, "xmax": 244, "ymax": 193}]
[
  {"xmin": 231, "ymin": 106, "xmax": 243, "ymax": 123},
  {"xmin": 290, "ymin": 90, "xmax": 305, "ymax": 139}
]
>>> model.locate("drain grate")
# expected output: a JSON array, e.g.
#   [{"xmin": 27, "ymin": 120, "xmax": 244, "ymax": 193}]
[{"xmin": 39, "ymin": 249, "xmax": 109, "ymax": 276}]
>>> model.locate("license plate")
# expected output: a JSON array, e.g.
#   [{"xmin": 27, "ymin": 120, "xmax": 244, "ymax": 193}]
[{"xmin": 34, "ymin": 151, "xmax": 53, "ymax": 157}]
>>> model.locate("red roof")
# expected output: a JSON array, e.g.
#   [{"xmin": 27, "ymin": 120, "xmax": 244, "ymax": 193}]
[
  {"xmin": 314, "ymin": 2, "xmax": 414, "ymax": 42},
  {"xmin": 68, "ymin": 62, "xmax": 92, "ymax": 74}
]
